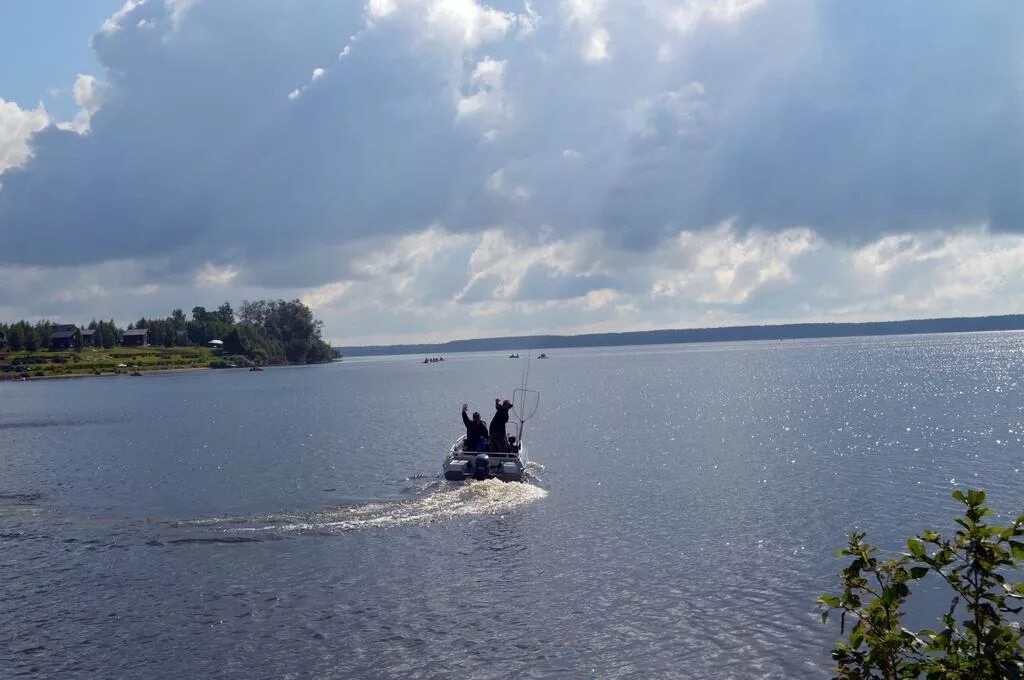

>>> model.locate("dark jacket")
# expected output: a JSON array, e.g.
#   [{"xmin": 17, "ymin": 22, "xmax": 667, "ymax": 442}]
[
  {"xmin": 462, "ymin": 411, "xmax": 489, "ymax": 451},
  {"xmin": 489, "ymin": 400, "xmax": 513, "ymax": 437}
]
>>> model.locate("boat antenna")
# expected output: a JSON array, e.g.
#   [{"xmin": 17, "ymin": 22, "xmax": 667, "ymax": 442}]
[
  {"xmin": 521, "ymin": 349, "xmax": 532, "ymax": 393},
  {"xmin": 513, "ymin": 350, "xmax": 538, "ymax": 443}
]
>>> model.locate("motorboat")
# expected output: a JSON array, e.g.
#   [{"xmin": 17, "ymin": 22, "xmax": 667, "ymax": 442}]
[
  {"xmin": 508, "ymin": 353, "xmax": 519, "ymax": 359},
  {"xmin": 443, "ymin": 388, "xmax": 539, "ymax": 483},
  {"xmin": 443, "ymin": 435, "xmax": 528, "ymax": 482},
  {"xmin": 537, "ymin": 353, "xmax": 548, "ymax": 359}
]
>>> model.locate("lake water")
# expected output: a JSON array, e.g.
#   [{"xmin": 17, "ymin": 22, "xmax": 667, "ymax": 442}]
[{"xmin": 2, "ymin": 332, "xmax": 1023, "ymax": 678}]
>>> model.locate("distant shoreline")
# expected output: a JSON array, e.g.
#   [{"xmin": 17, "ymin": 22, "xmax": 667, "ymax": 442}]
[
  {"xmin": 336, "ymin": 313, "xmax": 1024, "ymax": 357},
  {"xmin": 11, "ymin": 366, "xmax": 213, "ymax": 382},
  {"xmin": 0, "ymin": 344, "xmax": 335, "ymax": 382}
]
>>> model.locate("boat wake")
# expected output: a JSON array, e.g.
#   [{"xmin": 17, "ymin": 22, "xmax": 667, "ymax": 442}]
[{"xmin": 172, "ymin": 479, "xmax": 548, "ymax": 537}]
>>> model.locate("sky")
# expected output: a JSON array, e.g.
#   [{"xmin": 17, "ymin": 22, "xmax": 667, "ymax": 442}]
[{"xmin": 0, "ymin": 0, "xmax": 1022, "ymax": 346}]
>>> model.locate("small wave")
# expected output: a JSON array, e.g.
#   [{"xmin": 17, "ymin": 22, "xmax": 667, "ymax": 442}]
[
  {"xmin": 175, "ymin": 479, "xmax": 547, "ymax": 536},
  {"xmin": 0, "ymin": 492, "xmax": 42, "ymax": 504},
  {"xmin": 166, "ymin": 536, "xmax": 264, "ymax": 545},
  {"xmin": 0, "ymin": 418, "xmax": 116, "ymax": 430}
]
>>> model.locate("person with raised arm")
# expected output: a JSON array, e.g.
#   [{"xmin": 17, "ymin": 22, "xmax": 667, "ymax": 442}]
[
  {"xmin": 461, "ymin": 403, "xmax": 490, "ymax": 452},
  {"xmin": 489, "ymin": 398, "xmax": 514, "ymax": 453}
]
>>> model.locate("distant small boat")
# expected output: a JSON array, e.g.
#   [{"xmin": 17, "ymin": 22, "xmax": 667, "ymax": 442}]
[
  {"xmin": 537, "ymin": 353, "xmax": 548, "ymax": 359},
  {"xmin": 508, "ymin": 353, "xmax": 519, "ymax": 359},
  {"xmin": 249, "ymin": 366, "xmax": 263, "ymax": 372}
]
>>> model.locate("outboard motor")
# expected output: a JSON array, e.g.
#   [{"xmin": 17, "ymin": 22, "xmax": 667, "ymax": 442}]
[{"xmin": 473, "ymin": 453, "xmax": 490, "ymax": 480}]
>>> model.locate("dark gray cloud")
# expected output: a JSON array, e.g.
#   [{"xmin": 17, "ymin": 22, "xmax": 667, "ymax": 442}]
[
  {"xmin": 1, "ymin": 0, "xmax": 1022, "ymax": 342},
  {"xmin": 4, "ymin": 0, "xmax": 1021, "ymax": 274}
]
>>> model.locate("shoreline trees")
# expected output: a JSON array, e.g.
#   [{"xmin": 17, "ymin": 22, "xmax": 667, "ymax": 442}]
[{"xmin": 0, "ymin": 299, "xmax": 334, "ymax": 365}]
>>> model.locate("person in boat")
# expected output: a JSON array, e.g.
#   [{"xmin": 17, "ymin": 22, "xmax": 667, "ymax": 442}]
[
  {"xmin": 461, "ymin": 403, "xmax": 490, "ymax": 452},
  {"xmin": 489, "ymin": 398, "xmax": 514, "ymax": 453}
]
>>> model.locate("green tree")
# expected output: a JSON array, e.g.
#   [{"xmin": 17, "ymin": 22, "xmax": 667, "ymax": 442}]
[
  {"xmin": 819, "ymin": 489, "xmax": 1024, "ymax": 678},
  {"xmin": 215, "ymin": 302, "xmax": 235, "ymax": 325},
  {"xmin": 7, "ymin": 323, "xmax": 25, "ymax": 351}
]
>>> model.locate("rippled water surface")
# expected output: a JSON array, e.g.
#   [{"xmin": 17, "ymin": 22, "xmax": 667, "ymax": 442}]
[{"xmin": 2, "ymin": 333, "xmax": 1023, "ymax": 678}]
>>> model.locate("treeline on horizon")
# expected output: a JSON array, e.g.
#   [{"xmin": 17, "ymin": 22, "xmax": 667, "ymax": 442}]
[
  {"xmin": 338, "ymin": 314, "xmax": 1024, "ymax": 356},
  {"xmin": 0, "ymin": 299, "xmax": 335, "ymax": 365}
]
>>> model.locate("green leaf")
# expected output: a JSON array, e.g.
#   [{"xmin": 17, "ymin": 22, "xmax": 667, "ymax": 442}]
[
  {"xmin": 909, "ymin": 566, "xmax": 929, "ymax": 579},
  {"xmin": 1010, "ymin": 541, "xmax": 1024, "ymax": 561},
  {"xmin": 849, "ymin": 621, "xmax": 864, "ymax": 649},
  {"xmin": 966, "ymin": 489, "xmax": 986, "ymax": 506},
  {"xmin": 819, "ymin": 595, "xmax": 841, "ymax": 608},
  {"xmin": 907, "ymin": 538, "xmax": 926, "ymax": 558},
  {"xmin": 952, "ymin": 489, "xmax": 967, "ymax": 503}
]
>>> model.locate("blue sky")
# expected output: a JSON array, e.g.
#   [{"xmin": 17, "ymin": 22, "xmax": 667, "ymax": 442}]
[
  {"xmin": 0, "ymin": 1, "xmax": 1022, "ymax": 345},
  {"xmin": 0, "ymin": 1, "xmax": 121, "ymax": 119}
]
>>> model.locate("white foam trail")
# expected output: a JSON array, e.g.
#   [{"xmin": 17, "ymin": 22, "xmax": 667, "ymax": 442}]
[{"xmin": 184, "ymin": 480, "xmax": 548, "ymax": 535}]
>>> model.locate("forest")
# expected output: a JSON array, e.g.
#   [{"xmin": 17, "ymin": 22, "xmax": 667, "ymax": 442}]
[{"xmin": 0, "ymin": 299, "xmax": 335, "ymax": 365}]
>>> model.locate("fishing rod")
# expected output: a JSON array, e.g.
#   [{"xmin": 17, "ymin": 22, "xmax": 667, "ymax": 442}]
[{"xmin": 513, "ymin": 350, "xmax": 539, "ymax": 444}]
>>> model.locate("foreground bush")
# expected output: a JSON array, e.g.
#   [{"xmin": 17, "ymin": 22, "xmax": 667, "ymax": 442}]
[{"xmin": 819, "ymin": 489, "xmax": 1024, "ymax": 678}]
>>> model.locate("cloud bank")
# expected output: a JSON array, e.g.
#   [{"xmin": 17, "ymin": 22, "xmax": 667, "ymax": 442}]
[{"xmin": 0, "ymin": 0, "xmax": 1021, "ymax": 343}]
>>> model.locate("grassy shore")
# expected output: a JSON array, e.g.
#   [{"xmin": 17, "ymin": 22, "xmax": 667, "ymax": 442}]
[{"xmin": 0, "ymin": 346, "xmax": 220, "ymax": 380}]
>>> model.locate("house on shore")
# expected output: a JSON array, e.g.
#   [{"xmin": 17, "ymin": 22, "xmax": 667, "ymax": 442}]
[
  {"xmin": 121, "ymin": 328, "xmax": 149, "ymax": 347},
  {"xmin": 81, "ymin": 329, "xmax": 97, "ymax": 347},
  {"xmin": 51, "ymin": 324, "xmax": 80, "ymax": 350}
]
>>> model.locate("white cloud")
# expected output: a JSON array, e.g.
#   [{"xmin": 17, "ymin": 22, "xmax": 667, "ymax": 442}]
[
  {"xmin": 302, "ymin": 281, "xmax": 353, "ymax": 310},
  {"xmin": 517, "ymin": 0, "xmax": 541, "ymax": 39},
  {"xmin": 101, "ymin": 0, "xmax": 146, "ymax": 35},
  {"xmin": 582, "ymin": 27, "xmax": 610, "ymax": 62},
  {"xmin": 457, "ymin": 57, "xmax": 507, "ymax": 120},
  {"xmin": 56, "ymin": 74, "xmax": 109, "ymax": 135},
  {"xmin": 194, "ymin": 262, "xmax": 240, "ymax": 287},
  {"xmin": 564, "ymin": 0, "xmax": 605, "ymax": 25},
  {"xmin": 165, "ymin": 0, "xmax": 200, "ymax": 29},
  {"xmin": 0, "ymin": 99, "xmax": 49, "ymax": 176},
  {"xmin": 581, "ymin": 287, "xmax": 620, "ymax": 310},
  {"xmin": 564, "ymin": 0, "xmax": 611, "ymax": 62},
  {"xmin": 287, "ymin": 67, "xmax": 329, "ymax": 100},
  {"xmin": 485, "ymin": 168, "xmax": 530, "ymax": 201},
  {"xmin": 353, "ymin": 227, "xmax": 469, "ymax": 279},
  {"xmin": 847, "ymin": 228, "xmax": 1024, "ymax": 313},
  {"xmin": 424, "ymin": 0, "xmax": 515, "ymax": 47},
  {"xmin": 366, "ymin": 0, "xmax": 398, "ymax": 20},
  {"xmin": 650, "ymin": 223, "xmax": 819, "ymax": 304},
  {"xmin": 654, "ymin": 0, "xmax": 767, "ymax": 35},
  {"xmin": 369, "ymin": 0, "xmax": 518, "ymax": 49}
]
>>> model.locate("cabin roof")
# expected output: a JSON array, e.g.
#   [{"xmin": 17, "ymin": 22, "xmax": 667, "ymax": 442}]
[{"xmin": 51, "ymin": 330, "xmax": 77, "ymax": 339}]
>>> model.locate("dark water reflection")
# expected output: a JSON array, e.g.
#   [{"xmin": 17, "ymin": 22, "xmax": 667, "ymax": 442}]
[{"xmin": 2, "ymin": 332, "xmax": 1023, "ymax": 678}]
